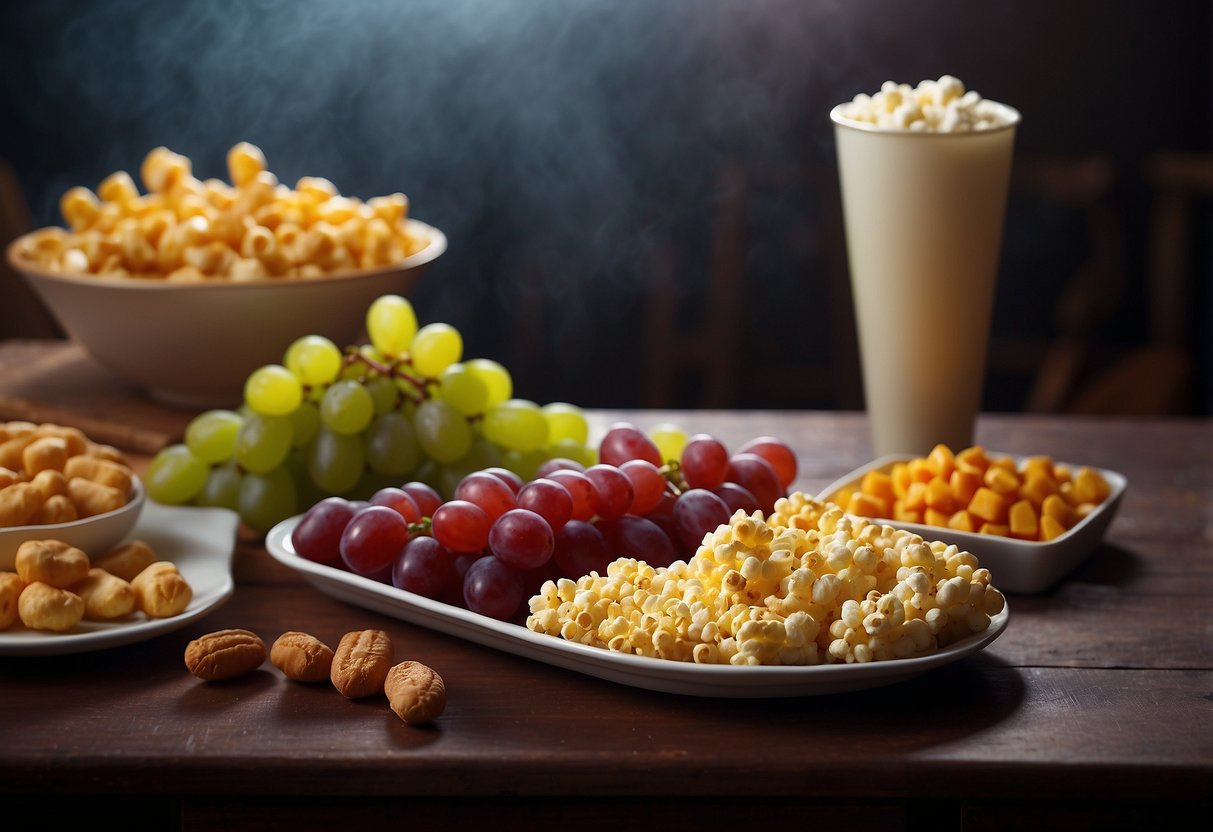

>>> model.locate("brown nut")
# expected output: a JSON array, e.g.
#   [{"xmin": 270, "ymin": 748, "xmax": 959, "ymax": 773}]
[
  {"xmin": 18, "ymin": 581, "xmax": 84, "ymax": 632},
  {"xmin": 15, "ymin": 539, "xmax": 90, "ymax": 587},
  {"xmin": 271, "ymin": 631, "xmax": 335, "ymax": 683},
  {"xmin": 384, "ymin": 660, "xmax": 446, "ymax": 725},
  {"xmin": 131, "ymin": 561, "xmax": 193, "ymax": 618},
  {"xmin": 185, "ymin": 628, "xmax": 267, "ymax": 681},
  {"xmin": 331, "ymin": 629, "xmax": 394, "ymax": 699}
]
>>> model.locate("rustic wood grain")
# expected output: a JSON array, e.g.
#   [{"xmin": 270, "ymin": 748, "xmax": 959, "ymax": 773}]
[{"xmin": 0, "ymin": 340, "xmax": 1210, "ymax": 828}]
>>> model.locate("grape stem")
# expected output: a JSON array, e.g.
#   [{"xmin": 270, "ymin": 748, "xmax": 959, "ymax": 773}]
[
  {"xmin": 661, "ymin": 461, "xmax": 688, "ymax": 495},
  {"xmin": 341, "ymin": 349, "xmax": 431, "ymax": 403}
]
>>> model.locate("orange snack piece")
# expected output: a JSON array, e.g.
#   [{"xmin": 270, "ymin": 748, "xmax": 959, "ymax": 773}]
[
  {"xmin": 968, "ymin": 487, "xmax": 1010, "ymax": 525},
  {"xmin": 838, "ymin": 444, "xmax": 1112, "ymax": 542}
]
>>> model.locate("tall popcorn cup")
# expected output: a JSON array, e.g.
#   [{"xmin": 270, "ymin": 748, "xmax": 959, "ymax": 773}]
[{"xmin": 831, "ymin": 92, "xmax": 1020, "ymax": 457}]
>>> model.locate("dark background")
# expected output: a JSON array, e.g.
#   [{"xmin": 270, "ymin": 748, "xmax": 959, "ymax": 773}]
[{"xmin": 2, "ymin": 0, "xmax": 1209, "ymax": 416}]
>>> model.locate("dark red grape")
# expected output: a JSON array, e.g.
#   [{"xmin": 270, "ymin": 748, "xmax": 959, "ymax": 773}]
[
  {"xmin": 726, "ymin": 453, "xmax": 785, "ymax": 512},
  {"xmin": 401, "ymin": 481, "xmax": 443, "ymax": 517},
  {"xmin": 369, "ymin": 487, "xmax": 421, "ymax": 523},
  {"xmin": 482, "ymin": 466, "xmax": 525, "ymax": 494},
  {"xmin": 681, "ymin": 434, "xmax": 730, "ymax": 490},
  {"xmin": 516, "ymin": 477, "xmax": 573, "ymax": 531},
  {"xmin": 440, "ymin": 552, "xmax": 487, "ymax": 607},
  {"xmin": 597, "ymin": 515, "xmax": 676, "ymax": 568},
  {"xmin": 584, "ymin": 464, "xmax": 634, "ymax": 520},
  {"xmin": 713, "ymin": 481, "xmax": 760, "ymax": 516},
  {"xmin": 391, "ymin": 535, "xmax": 455, "ymax": 599},
  {"xmin": 454, "ymin": 471, "xmax": 517, "ymax": 521},
  {"xmin": 292, "ymin": 497, "xmax": 357, "ymax": 566},
  {"xmin": 672, "ymin": 488, "xmax": 731, "ymax": 551},
  {"xmin": 534, "ymin": 457, "xmax": 586, "ymax": 477},
  {"xmin": 599, "ymin": 423, "xmax": 662, "ymax": 467},
  {"xmin": 737, "ymin": 436, "xmax": 798, "ymax": 488},
  {"xmin": 488, "ymin": 509, "xmax": 555, "ymax": 570},
  {"xmin": 545, "ymin": 468, "xmax": 598, "ymax": 521},
  {"xmin": 619, "ymin": 459, "xmax": 667, "ymax": 516},
  {"xmin": 339, "ymin": 505, "xmax": 409, "ymax": 580},
  {"xmin": 553, "ymin": 519, "xmax": 613, "ymax": 578},
  {"xmin": 431, "ymin": 499, "xmax": 492, "ymax": 553},
  {"xmin": 463, "ymin": 555, "xmax": 525, "ymax": 621}
]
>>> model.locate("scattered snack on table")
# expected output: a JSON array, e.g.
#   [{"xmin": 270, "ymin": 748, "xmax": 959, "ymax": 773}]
[
  {"xmin": 14, "ymin": 142, "xmax": 429, "ymax": 282},
  {"xmin": 384, "ymin": 661, "xmax": 446, "ymax": 725},
  {"xmin": 188, "ymin": 626, "xmax": 446, "ymax": 728},
  {"xmin": 185, "ymin": 628, "xmax": 268, "ymax": 681},
  {"xmin": 270, "ymin": 631, "xmax": 336, "ymax": 683},
  {"xmin": 0, "ymin": 421, "xmax": 137, "ymax": 528},
  {"xmin": 331, "ymin": 629, "xmax": 395, "ymax": 699},
  {"xmin": 527, "ymin": 492, "xmax": 1005, "ymax": 665},
  {"xmin": 829, "ymin": 444, "xmax": 1113, "ymax": 541}
]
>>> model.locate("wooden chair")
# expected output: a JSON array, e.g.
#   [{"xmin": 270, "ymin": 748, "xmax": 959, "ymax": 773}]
[{"xmin": 1050, "ymin": 151, "xmax": 1208, "ymax": 415}]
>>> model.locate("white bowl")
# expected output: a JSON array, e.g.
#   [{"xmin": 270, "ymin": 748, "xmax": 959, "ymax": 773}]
[
  {"xmin": 0, "ymin": 477, "xmax": 146, "ymax": 572},
  {"xmin": 6, "ymin": 219, "xmax": 446, "ymax": 409},
  {"xmin": 816, "ymin": 454, "xmax": 1127, "ymax": 594}
]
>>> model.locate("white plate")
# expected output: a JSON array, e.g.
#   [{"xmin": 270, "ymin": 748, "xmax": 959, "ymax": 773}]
[
  {"xmin": 265, "ymin": 515, "xmax": 1009, "ymax": 698},
  {"xmin": 0, "ymin": 501, "xmax": 239, "ymax": 656},
  {"xmin": 816, "ymin": 454, "xmax": 1127, "ymax": 594}
]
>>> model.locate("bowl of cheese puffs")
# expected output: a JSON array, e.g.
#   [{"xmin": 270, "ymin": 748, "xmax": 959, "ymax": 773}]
[
  {"xmin": 5, "ymin": 143, "xmax": 447, "ymax": 409},
  {"xmin": 0, "ymin": 421, "xmax": 146, "ymax": 572}
]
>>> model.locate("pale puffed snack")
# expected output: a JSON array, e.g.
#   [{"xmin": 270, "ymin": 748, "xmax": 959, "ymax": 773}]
[
  {"xmin": 92, "ymin": 539, "xmax": 156, "ymax": 582},
  {"xmin": 14, "ymin": 539, "xmax": 90, "ymax": 588},
  {"xmin": 0, "ymin": 421, "xmax": 136, "ymax": 529},
  {"xmin": 16, "ymin": 142, "xmax": 429, "ymax": 282},
  {"xmin": 0, "ymin": 572, "xmax": 23, "ymax": 629},
  {"xmin": 18, "ymin": 581, "xmax": 84, "ymax": 632},
  {"xmin": 527, "ymin": 492, "xmax": 1005, "ymax": 666},
  {"xmin": 131, "ymin": 561, "xmax": 193, "ymax": 618},
  {"xmin": 73, "ymin": 567, "xmax": 137, "ymax": 621}
]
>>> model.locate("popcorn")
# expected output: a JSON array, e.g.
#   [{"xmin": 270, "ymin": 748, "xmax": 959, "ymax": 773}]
[
  {"xmin": 837, "ymin": 75, "xmax": 1015, "ymax": 132},
  {"xmin": 525, "ymin": 492, "xmax": 1005, "ymax": 666}
]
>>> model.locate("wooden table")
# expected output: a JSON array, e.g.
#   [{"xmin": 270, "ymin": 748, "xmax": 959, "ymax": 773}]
[{"xmin": 1, "ymin": 341, "xmax": 1210, "ymax": 830}]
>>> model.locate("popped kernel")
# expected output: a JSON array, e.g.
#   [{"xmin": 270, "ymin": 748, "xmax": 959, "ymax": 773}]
[{"xmin": 526, "ymin": 493, "xmax": 1003, "ymax": 666}]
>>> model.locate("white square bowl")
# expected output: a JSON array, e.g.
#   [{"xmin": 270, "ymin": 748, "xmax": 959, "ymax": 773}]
[{"xmin": 816, "ymin": 454, "xmax": 1127, "ymax": 594}]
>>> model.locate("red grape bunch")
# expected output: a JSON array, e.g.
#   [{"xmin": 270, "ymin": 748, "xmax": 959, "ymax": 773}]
[{"xmin": 290, "ymin": 422, "xmax": 798, "ymax": 623}]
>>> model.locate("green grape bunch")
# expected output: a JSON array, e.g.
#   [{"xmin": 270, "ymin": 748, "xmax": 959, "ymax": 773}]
[{"xmin": 145, "ymin": 294, "xmax": 596, "ymax": 533}]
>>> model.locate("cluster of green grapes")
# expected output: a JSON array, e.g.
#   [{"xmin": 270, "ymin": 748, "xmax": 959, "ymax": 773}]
[{"xmin": 144, "ymin": 295, "xmax": 597, "ymax": 532}]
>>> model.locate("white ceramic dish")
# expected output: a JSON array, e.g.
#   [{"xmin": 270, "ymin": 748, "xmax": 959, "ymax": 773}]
[
  {"xmin": 0, "ymin": 500, "xmax": 238, "ymax": 656},
  {"xmin": 0, "ymin": 477, "xmax": 146, "ymax": 572},
  {"xmin": 816, "ymin": 454, "xmax": 1127, "ymax": 595},
  {"xmin": 7, "ymin": 219, "xmax": 446, "ymax": 409},
  {"xmin": 265, "ymin": 514, "xmax": 1009, "ymax": 698}
]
